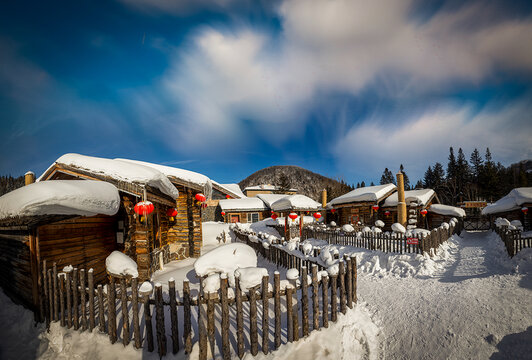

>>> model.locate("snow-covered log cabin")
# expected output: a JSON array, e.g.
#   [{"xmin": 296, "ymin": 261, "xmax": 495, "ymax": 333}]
[
  {"xmin": 427, "ymin": 204, "xmax": 466, "ymax": 228},
  {"xmin": 327, "ymin": 184, "xmax": 397, "ymax": 227},
  {"xmin": 481, "ymin": 187, "xmax": 532, "ymax": 230},
  {"xmin": 219, "ymin": 197, "xmax": 270, "ymax": 223},
  {"xmin": 381, "ymin": 189, "xmax": 440, "ymax": 230}
]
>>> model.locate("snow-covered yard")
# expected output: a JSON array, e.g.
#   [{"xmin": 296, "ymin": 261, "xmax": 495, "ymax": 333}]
[{"xmin": 0, "ymin": 222, "xmax": 530, "ymax": 359}]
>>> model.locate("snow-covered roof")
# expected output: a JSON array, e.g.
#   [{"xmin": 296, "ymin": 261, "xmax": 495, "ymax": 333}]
[
  {"xmin": 219, "ymin": 197, "xmax": 268, "ymax": 211},
  {"xmin": 244, "ymin": 184, "xmax": 297, "ymax": 192},
  {"xmin": 0, "ymin": 180, "xmax": 120, "ymax": 220},
  {"xmin": 429, "ymin": 204, "xmax": 466, "ymax": 218},
  {"xmin": 271, "ymin": 194, "xmax": 321, "ymax": 212},
  {"xmin": 116, "ymin": 158, "xmax": 210, "ymax": 189},
  {"xmin": 215, "ymin": 183, "xmax": 246, "ymax": 199},
  {"xmin": 256, "ymin": 194, "xmax": 289, "ymax": 207},
  {"xmin": 481, "ymin": 187, "xmax": 532, "ymax": 215},
  {"xmin": 384, "ymin": 189, "xmax": 436, "ymax": 207},
  {"xmin": 328, "ymin": 184, "xmax": 397, "ymax": 206},
  {"xmin": 39, "ymin": 154, "xmax": 179, "ymax": 199}
]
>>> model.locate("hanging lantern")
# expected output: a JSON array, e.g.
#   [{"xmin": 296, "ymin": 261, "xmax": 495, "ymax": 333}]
[
  {"xmin": 221, "ymin": 211, "xmax": 226, "ymax": 216},
  {"xmin": 331, "ymin": 208, "xmax": 336, "ymax": 214},
  {"xmin": 195, "ymin": 193, "xmax": 206, "ymax": 202},
  {"xmin": 384, "ymin": 210, "xmax": 391, "ymax": 216},
  {"xmin": 372, "ymin": 205, "xmax": 379, "ymax": 212},
  {"xmin": 288, "ymin": 212, "xmax": 298, "ymax": 220},
  {"xmin": 522, "ymin": 207, "xmax": 529, "ymax": 215},
  {"xmin": 202, "ymin": 203, "xmax": 208, "ymax": 208},
  {"xmin": 271, "ymin": 213, "xmax": 278, "ymax": 220},
  {"xmin": 313, "ymin": 212, "xmax": 321, "ymax": 220},
  {"xmin": 134, "ymin": 201, "xmax": 154, "ymax": 222},
  {"xmin": 166, "ymin": 207, "xmax": 178, "ymax": 221},
  {"xmin": 226, "ymin": 194, "xmax": 231, "ymax": 199},
  {"xmin": 420, "ymin": 209, "xmax": 428, "ymax": 217}
]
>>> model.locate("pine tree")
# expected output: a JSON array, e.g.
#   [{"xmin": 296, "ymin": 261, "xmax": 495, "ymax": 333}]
[
  {"xmin": 370, "ymin": 182, "xmax": 375, "ymax": 186},
  {"xmin": 480, "ymin": 148, "xmax": 498, "ymax": 202},
  {"xmin": 414, "ymin": 180, "xmax": 423, "ymax": 189},
  {"xmin": 456, "ymin": 148, "xmax": 471, "ymax": 202},
  {"xmin": 380, "ymin": 168, "xmax": 395, "ymax": 185},
  {"xmin": 360, "ymin": 181, "xmax": 366, "ymax": 187},
  {"xmin": 469, "ymin": 148, "xmax": 483, "ymax": 182},
  {"xmin": 423, "ymin": 166, "xmax": 434, "ymax": 188},
  {"xmin": 356, "ymin": 182, "xmax": 360, "ymax": 188}
]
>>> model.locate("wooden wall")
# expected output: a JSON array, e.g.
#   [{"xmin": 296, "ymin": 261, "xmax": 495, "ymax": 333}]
[
  {"xmin": 0, "ymin": 229, "xmax": 33, "ymax": 308},
  {"xmin": 38, "ymin": 215, "xmax": 118, "ymax": 285},
  {"xmin": 224, "ymin": 211, "xmax": 269, "ymax": 224},
  {"xmin": 338, "ymin": 203, "xmax": 374, "ymax": 226}
]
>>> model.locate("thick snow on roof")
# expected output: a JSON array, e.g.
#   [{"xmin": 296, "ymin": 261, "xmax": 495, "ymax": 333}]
[
  {"xmin": 41, "ymin": 154, "xmax": 179, "ymax": 199},
  {"xmin": 256, "ymin": 194, "xmax": 289, "ymax": 207},
  {"xmin": 244, "ymin": 184, "xmax": 297, "ymax": 192},
  {"xmin": 216, "ymin": 183, "xmax": 246, "ymax": 199},
  {"xmin": 384, "ymin": 189, "xmax": 435, "ymax": 207},
  {"xmin": 482, "ymin": 187, "xmax": 532, "ymax": 215},
  {"xmin": 0, "ymin": 180, "xmax": 120, "ymax": 220},
  {"xmin": 429, "ymin": 204, "xmax": 466, "ymax": 218},
  {"xmin": 329, "ymin": 184, "xmax": 396, "ymax": 206},
  {"xmin": 271, "ymin": 194, "xmax": 321, "ymax": 211},
  {"xmin": 219, "ymin": 197, "xmax": 268, "ymax": 211},
  {"xmin": 116, "ymin": 158, "xmax": 211, "ymax": 188}
]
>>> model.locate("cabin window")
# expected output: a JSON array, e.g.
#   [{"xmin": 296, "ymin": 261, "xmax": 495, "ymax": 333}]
[
  {"xmin": 231, "ymin": 214, "xmax": 240, "ymax": 223},
  {"xmin": 247, "ymin": 213, "xmax": 259, "ymax": 223}
]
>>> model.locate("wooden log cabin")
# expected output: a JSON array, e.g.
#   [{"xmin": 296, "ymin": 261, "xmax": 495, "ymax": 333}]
[
  {"xmin": 270, "ymin": 194, "xmax": 322, "ymax": 239},
  {"xmin": 327, "ymin": 184, "xmax": 397, "ymax": 227},
  {"xmin": 381, "ymin": 189, "xmax": 439, "ymax": 230},
  {"xmin": 219, "ymin": 197, "xmax": 270, "ymax": 223},
  {"xmin": 427, "ymin": 204, "xmax": 466, "ymax": 228},
  {"xmin": 37, "ymin": 154, "xmax": 203, "ymax": 281},
  {"xmin": 0, "ymin": 179, "xmax": 121, "ymax": 311},
  {"xmin": 481, "ymin": 187, "xmax": 532, "ymax": 230}
]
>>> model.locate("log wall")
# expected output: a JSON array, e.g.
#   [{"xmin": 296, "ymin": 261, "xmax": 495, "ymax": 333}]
[{"xmin": 0, "ymin": 229, "xmax": 33, "ymax": 308}]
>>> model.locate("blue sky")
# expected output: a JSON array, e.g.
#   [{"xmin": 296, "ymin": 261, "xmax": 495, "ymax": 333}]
[{"xmin": 1, "ymin": 0, "xmax": 531, "ymax": 185}]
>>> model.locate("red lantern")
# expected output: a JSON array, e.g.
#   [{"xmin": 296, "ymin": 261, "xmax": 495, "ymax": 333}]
[
  {"xmin": 384, "ymin": 210, "xmax": 391, "ymax": 216},
  {"xmin": 420, "ymin": 209, "xmax": 428, "ymax": 216},
  {"xmin": 195, "ymin": 193, "xmax": 206, "ymax": 202},
  {"xmin": 288, "ymin": 213, "xmax": 298, "ymax": 220},
  {"xmin": 221, "ymin": 211, "xmax": 226, "ymax": 216},
  {"xmin": 226, "ymin": 194, "xmax": 231, "ymax": 199},
  {"xmin": 313, "ymin": 212, "xmax": 321, "ymax": 220},
  {"xmin": 271, "ymin": 213, "xmax": 278, "ymax": 220},
  {"xmin": 166, "ymin": 207, "xmax": 178, "ymax": 221},
  {"xmin": 522, "ymin": 207, "xmax": 529, "ymax": 215},
  {"xmin": 372, "ymin": 205, "xmax": 379, "ymax": 212},
  {"xmin": 134, "ymin": 201, "xmax": 154, "ymax": 216},
  {"xmin": 331, "ymin": 208, "xmax": 336, "ymax": 214},
  {"xmin": 202, "ymin": 203, "xmax": 208, "ymax": 208}
]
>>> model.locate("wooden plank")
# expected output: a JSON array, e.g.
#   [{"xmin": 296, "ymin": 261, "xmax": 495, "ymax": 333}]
[
  {"xmin": 286, "ymin": 285, "xmax": 293, "ymax": 342},
  {"xmin": 346, "ymin": 257, "xmax": 353, "ymax": 309},
  {"xmin": 59, "ymin": 274, "xmax": 65, "ymax": 327},
  {"xmin": 155, "ymin": 284, "xmax": 166, "ymax": 357},
  {"xmin": 88, "ymin": 269, "xmax": 95, "ymax": 332},
  {"xmin": 108, "ymin": 278, "xmax": 117, "ymax": 344},
  {"xmin": 274, "ymin": 271, "xmax": 281, "ymax": 349},
  {"xmin": 143, "ymin": 293, "xmax": 154, "ymax": 352},
  {"xmin": 168, "ymin": 279, "xmax": 179, "ymax": 354},
  {"xmin": 330, "ymin": 275, "xmax": 337, "ymax": 322},
  {"xmin": 249, "ymin": 285, "xmax": 259, "ymax": 356},
  {"xmin": 120, "ymin": 277, "xmax": 130, "ymax": 346},
  {"xmin": 97, "ymin": 285, "xmax": 105, "ymax": 333},
  {"xmin": 322, "ymin": 274, "xmax": 329, "ymax": 328},
  {"xmin": 311, "ymin": 265, "xmax": 319, "ymax": 330},
  {"xmin": 66, "ymin": 270, "xmax": 72, "ymax": 328},
  {"xmin": 73, "ymin": 268, "xmax": 79, "ymax": 330},
  {"xmin": 221, "ymin": 275, "xmax": 230, "ymax": 360},
  {"xmin": 262, "ymin": 275, "xmax": 269, "ymax": 354},
  {"xmin": 235, "ymin": 276, "xmax": 245, "ymax": 359},
  {"xmin": 53, "ymin": 263, "xmax": 58, "ymax": 322},
  {"xmin": 183, "ymin": 281, "xmax": 192, "ymax": 354},
  {"xmin": 131, "ymin": 278, "xmax": 141, "ymax": 349},
  {"xmin": 301, "ymin": 266, "xmax": 309, "ymax": 336},
  {"xmin": 339, "ymin": 261, "xmax": 346, "ymax": 314}
]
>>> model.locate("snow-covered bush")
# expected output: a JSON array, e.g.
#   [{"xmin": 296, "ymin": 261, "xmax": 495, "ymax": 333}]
[
  {"xmin": 105, "ymin": 251, "xmax": 138, "ymax": 278},
  {"xmin": 392, "ymin": 223, "xmax": 406, "ymax": 234}
]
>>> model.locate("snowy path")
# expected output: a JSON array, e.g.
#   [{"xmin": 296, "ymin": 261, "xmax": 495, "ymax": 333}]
[{"xmin": 359, "ymin": 231, "xmax": 532, "ymax": 360}]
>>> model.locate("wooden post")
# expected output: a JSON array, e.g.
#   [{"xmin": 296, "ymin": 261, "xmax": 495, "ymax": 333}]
[
  {"xmin": 396, "ymin": 172, "xmax": 407, "ymax": 226},
  {"xmin": 131, "ymin": 278, "xmax": 141, "ymax": 349},
  {"xmin": 97, "ymin": 285, "xmax": 105, "ymax": 333},
  {"xmin": 322, "ymin": 274, "xmax": 329, "ymax": 328},
  {"xmin": 339, "ymin": 261, "xmax": 346, "ymax": 314},
  {"xmin": 311, "ymin": 265, "xmax": 319, "ymax": 330},
  {"xmin": 220, "ymin": 275, "xmax": 230, "ymax": 360},
  {"xmin": 330, "ymin": 275, "xmax": 338, "ymax": 322},
  {"xmin": 59, "ymin": 273, "xmax": 65, "ymax": 327},
  {"xmin": 301, "ymin": 266, "xmax": 309, "ymax": 336},
  {"xmin": 346, "ymin": 257, "xmax": 353, "ymax": 309},
  {"xmin": 274, "ymin": 272, "xmax": 281, "ymax": 349},
  {"xmin": 107, "ymin": 278, "xmax": 117, "ymax": 344},
  {"xmin": 292, "ymin": 285, "xmax": 299, "ymax": 341},
  {"xmin": 198, "ymin": 279, "xmax": 207, "ymax": 360},
  {"xmin": 53, "ymin": 263, "xmax": 58, "ymax": 322},
  {"xmin": 168, "ymin": 279, "xmax": 179, "ymax": 354},
  {"xmin": 120, "ymin": 277, "xmax": 130, "ymax": 346},
  {"xmin": 88, "ymin": 269, "xmax": 95, "ymax": 332},
  {"xmin": 351, "ymin": 256, "xmax": 358, "ymax": 303},
  {"xmin": 143, "ymin": 292, "xmax": 154, "ymax": 352},
  {"xmin": 262, "ymin": 275, "xmax": 269, "ymax": 354},
  {"xmin": 65, "ymin": 270, "xmax": 72, "ymax": 328},
  {"xmin": 207, "ymin": 292, "xmax": 215, "ymax": 358},
  {"xmin": 80, "ymin": 269, "xmax": 87, "ymax": 330},
  {"xmin": 235, "ymin": 276, "xmax": 244, "ymax": 359},
  {"xmin": 73, "ymin": 268, "xmax": 79, "ymax": 330},
  {"xmin": 249, "ymin": 285, "xmax": 259, "ymax": 356},
  {"xmin": 47, "ymin": 269, "xmax": 53, "ymax": 322},
  {"xmin": 155, "ymin": 284, "xmax": 167, "ymax": 357},
  {"xmin": 43, "ymin": 260, "xmax": 49, "ymax": 325},
  {"xmin": 183, "ymin": 280, "xmax": 192, "ymax": 354}
]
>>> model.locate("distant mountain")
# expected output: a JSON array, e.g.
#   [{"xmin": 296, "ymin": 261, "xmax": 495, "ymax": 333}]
[{"xmin": 238, "ymin": 165, "xmax": 353, "ymax": 202}]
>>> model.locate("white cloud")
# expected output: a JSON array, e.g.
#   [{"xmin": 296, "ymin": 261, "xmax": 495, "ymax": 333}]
[{"xmin": 334, "ymin": 97, "xmax": 532, "ymax": 180}]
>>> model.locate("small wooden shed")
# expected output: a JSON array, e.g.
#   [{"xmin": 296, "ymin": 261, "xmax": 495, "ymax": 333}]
[
  {"xmin": 328, "ymin": 184, "xmax": 396, "ymax": 227},
  {"xmin": 219, "ymin": 197, "xmax": 270, "ymax": 223},
  {"xmin": 481, "ymin": 187, "xmax": 532, "ymax": 230}
]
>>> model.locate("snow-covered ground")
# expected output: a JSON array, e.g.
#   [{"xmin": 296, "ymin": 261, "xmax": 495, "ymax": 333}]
[{"xmin": 1, "ymin": 222, "xmax": 531, "ymax": 359}]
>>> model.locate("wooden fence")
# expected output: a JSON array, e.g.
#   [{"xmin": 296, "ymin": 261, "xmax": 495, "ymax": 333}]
[
  {"xmin": 494, "ymin": 226, "xmax": 532, "ymax": 257},
  {"xmin": 301, "ymin": 221, "xmax": 462, "ymax": 255},
  {"xmin": 40, "ymin": 246, "xmax": 357, "ymax": 359}
]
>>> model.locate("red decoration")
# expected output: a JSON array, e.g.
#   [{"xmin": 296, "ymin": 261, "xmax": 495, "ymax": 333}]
[
  {"xmin": 134, "ymin": 201, "xmax": 154, "ymax": 216},
  {"xmin": 331, "ymin": 208, "xmax": 336, "ymax": 213},
  {"xmin": 522, "ymin": 207, "xmax": 529, "ymax": 215},
  {"xmin": 384, "ymin": 210, "xmax": 391, "ymax": 216},
  {"xmin": 372, "ymin": 205, "xmax": 379, "ymax": 212},
  {"xmin": 271, "ymin": 213, "xmax": 278, "ymax": 220},
  {"xmin": 420, "ymin": 209, "xmax": 428, "ymax": 216},
  {"xmin": 195, "ymin": 193, "xmax": 206, "ymax": 202},
  {"xmin": 166, "ymin": 208, "xmax": 178, "ymax": 217},
  {"xmin": 226, "ymin": 194, "xmax": 231, "ymax": 199},
  {"xmin": 202, "ymin": 203, "xmax": 208, "ymax": 208},
  {"xmin": 313, "ymin": 212, "xmax": 321, "ymax": 220},
  {"xmin": 221, "ymin": 211, "xmax": 226, "ymax": 216},
  {"xmin": 288, "ymin": 213, "xmax": 298, "ymax": 220}
]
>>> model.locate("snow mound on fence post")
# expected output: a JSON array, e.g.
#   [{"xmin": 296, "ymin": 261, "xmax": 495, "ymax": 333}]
[
  {"xmin": 194, "ymin": 243, "xmax": 257, "ymax": 281},
  {"xmin": 105, "ymin": 251, "xmax": 138, "ymax": 278},
  {"xmin": 342, "ymin": 224, "xmax": 355, "ymax": 232},
  {"xmin": 392, "ymin": 223, "xmax": 406, "ymax": 234},
  {"xmin": 234, "ymin": 267, "xmax": 268, "ymax": 292}
]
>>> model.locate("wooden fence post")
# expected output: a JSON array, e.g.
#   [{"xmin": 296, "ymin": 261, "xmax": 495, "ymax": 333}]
[
  {"xmin": 72, "ymin": 268, "xmax": 79, "ymax": 330},
  {"xmin": 274, "ymin": 271, "xmax": 281, "ymax": 350},
  {"xmin": 119, "ymin": 277, "xmax": 129, "ymax": 346},
  {"xmin": 221, "ymin": 274, "xmax": 230, "ymax": 360},
  {"xmin": 351, "ymin": 256, "xmax": 357, "ymax": 303},
  {"xmin": 249, "ymin": 285, "xmax": 259, "ymax": 356},
  {"xmin": 47, "ymin": 269, "xmax": 53, "ymax": 323},
  {"xmin": 59, "ymin": 273, "xmax": 65, "ymax": 327},
  {"xmin": 97, "ymin": 285, "xmax": 105, "ymax": 333},
  {"xmin": 301, "ymin": 266, "xmax": 309, "ymax": 337},
  {"xmin": 183, "ymin": 280, "xmax": 192, "ymax": 354},
  {"xmin": 321, "ymin": 274, "xmax": 329, "ymax": 328},
  {"xmin": 65, "ymin": 269, "xmax": 72, "ymax": 328},
  {"xmin": 155, "ymin": 284, "xmax": 167, "ymax": 357},
  {"xmin": 311, "ymin": 265, "xmax": 319, "ymax": 330},
  {"xmin": 168, "ymin": 279, "xmax": 179, "ymax": 354},
  {"xmin": 346, "ymin": 257, "xmax": 353, "ymax": 309},
  {"xmin": 88, "ymin": 269, "xmax": 95, "ymax": 332},
  {"xmin": 42, "ymin": 260, "xmax": 49, "ymax": 326},
  {"xmin": 80, "ymin": 269, "xmax": 87, "ymax": 331},
  {"xmin": 339, "ymin": 261, "xmax": 346, "ymax": 314},
  {"xmin": 262, "ymin": 275, "xmax": 269, "ymax": 355},
  {"xmin": 235, "ymin": 276, "xmax": 244, "ymax": 359},
  {"xmin": 53, "ymin": 263, "xmax": 58, "ymax": 322},
  {"xmin": 142, "ymin": 291, "xmax": 154, "ymax": 352},
  {"xmin": 131, "ymin": 278, "xmax": 141, "ymax": 349},
  {"xmin": 286, "ymin": 285, "xmax": 293, "ymax": 343},
  {"xmin": 107, "ymin": 277, "xmax": 117, "ymax": 344},
  {"xmin": 330, "ymin": 274, "xmax": 337, "ymax": 322}
]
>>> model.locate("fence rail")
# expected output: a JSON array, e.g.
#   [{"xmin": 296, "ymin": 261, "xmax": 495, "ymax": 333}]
[
  {"xmin": 40, "ymin": 240, "xmax": 357, "ymax": 359},
  {"xmin": 494, "ymin": 226, "xmax": 532, "ymax": 257}
]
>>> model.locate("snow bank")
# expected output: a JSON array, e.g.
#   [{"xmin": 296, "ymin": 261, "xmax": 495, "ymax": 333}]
[
  {"xmin": 271, "ymin": 194, "xmax": 321, "ymax": 211},
  {"xmin": 328, "ymin": 183, "xmax": 396, "ymax": 206},
  {"xmin": 105, "ymin": 251, "xmax": 138, "ymax": 278},
  {"xmin": 0, "ymin": 180, "xmax": 120, "ymax": 220},
  {"xmin": 194, "ymin": 243, "xmax": 257, "ymax": 279},
  {"xmin": 429, "ymin": 204, "xmax": 466, "ymax": 217},
  {"xmin": 40, "ymin": 153, "xmax": 180, "ymax": 199},
  {"xmin": 384, "ymin": 189, "xmax": 435, "ymax": 207},
  {"xmin": 482, "ymin": 187, "xmax": 532, "ymax": 215}
]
